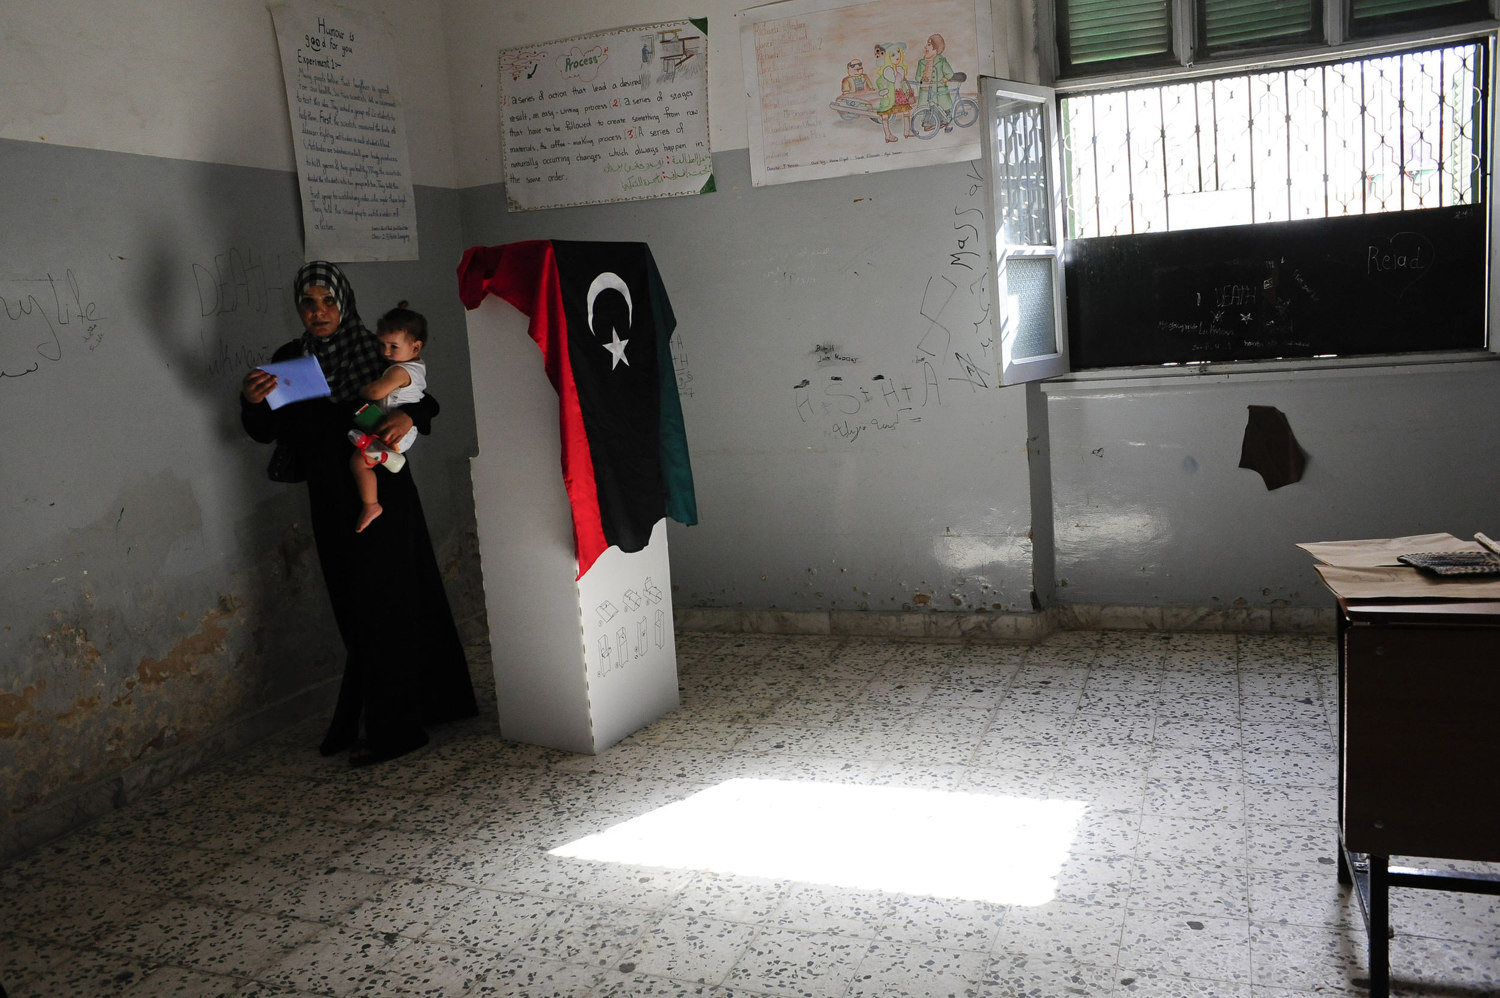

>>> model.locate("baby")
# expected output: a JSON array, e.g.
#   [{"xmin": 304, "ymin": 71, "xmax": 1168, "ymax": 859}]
[{"xmin": 348, "ymin": 306, "xmax": 428, "ymax": 532}]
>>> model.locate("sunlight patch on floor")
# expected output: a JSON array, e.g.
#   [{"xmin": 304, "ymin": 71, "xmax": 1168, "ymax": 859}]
[{"xmin": 550, "ymin": 778, "xmax": 1085, "ymax": 905}]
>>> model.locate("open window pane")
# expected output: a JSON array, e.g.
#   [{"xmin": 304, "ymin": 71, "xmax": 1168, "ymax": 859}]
[{"xmin": 984, "ymin": 79, "xmax": 1070, "ymax": 384}]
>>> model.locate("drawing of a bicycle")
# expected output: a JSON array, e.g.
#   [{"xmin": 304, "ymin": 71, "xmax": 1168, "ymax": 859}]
[{"xmin": 910, "ymin": 71, "xmax": 979, "ymax": 139}]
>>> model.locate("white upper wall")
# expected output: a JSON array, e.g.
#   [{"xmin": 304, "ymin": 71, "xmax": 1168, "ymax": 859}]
[
  {"xmin": 0, "ymin": 0, "xmax": 1035, "ymax": 190},
  {"xmin": 0, "ymin": 0, "xmax": 458, "ymax": 187},
  {"xmin": 440, "ymin": 0, "xmax": 1034, "ymax": 188}
]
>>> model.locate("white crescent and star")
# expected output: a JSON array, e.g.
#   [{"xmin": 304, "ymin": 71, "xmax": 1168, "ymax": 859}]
[{"xmin": 586, "ymin": 272, "xmax": 632, "ymax": 369}]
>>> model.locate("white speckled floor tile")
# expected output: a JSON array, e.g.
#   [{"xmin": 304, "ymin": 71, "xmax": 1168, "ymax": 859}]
[
  {"xmin": 1111, "ymin": 970, "xmax": 1252, "ymax": 996},
  {"xmin": 845, "ymin": 937, "xmax": 988, "ymax": 997},
  {"xmin": 267, "ymin": 865, "xmax": 392, "ymax": 923},
  {"xmin": 424, "ymin": 889, "xmax": 556, "ymax": 954},
  {"xmin": 1244, "ymin": 783, "xmax": 1336, "ymax": 827},
  {"xmin": 90, "ymin": 898, "xmax": 239, "ymax": 964},
  {"xmin": 673, "ymin": 872, "xmax": 790, "ymax": 925},
  {"xmin": 1052, "ymin": 854, "xmax": 1138, "ymax": 907},
  {"xmin": 1143, "ymin": 778, "xmax": 1245, "ymax": 822},
  {"xmin": 1239, "ymin": 695, "xmax": 1329, "ymax": 727},
  {"xmin": 467, "ymin": 952, "xmax": 606, "ymax": 997},
  {"xmin": 725, "ymin": 927, "xmax": 867, "ymax": 998},
  {"xmin": 992, "ymin": 899, "xmax": 1125, "ymax": 965},
  {"xmin": 1247, "ymin": 868, "xmax": 1361, "ymax": 929},
  {"xmin": 253, "ymin": 923, "xmax": 405, "ymax": 994},
  {"xmin": 622, "ymin": 912, "xmax": 758, "ymax": 986},
  {"xmin": 1152, "ymin": 717, "xmax": 1243, "ymax": 751},
  {"xmin": 875, "ymin": 895, "xmax": 1006, "ymax": 953},
  {"xmin": 332, "ymin": 826, "xmax": 443, "ymax": 878},
  {"xmin": 1085, "ymin": 665, "xmax": 1164, "ymax": 694},
  {"xmin": 1246, "ymin": 823, "xmax": 1341, "ymax": 874},
  {"xmin": 7, "ymin": 631, "xmax": 1499, "ymax": 998},
  {"xmin": 973, "ymin": 952, "xmax": 1118, "ymax": 997},
  {"xmin": 508, "ymin": 898, "xmax": 655, "ymax": 968},
  {"xmin": 1387, "ymin": 932, "xmax": 1500, "ymax": 995},
  {"xmin": 116, "ymin": 964, "xmax": 245, "ymax": 997},
  {"xmin": 590, "ymin": 969, "xmax": 775, "ymax": 996},
  {"xmin": 378, "ymin": 936, "xmax": 493, "ymax": 995},
  {"xmin": 176, "ymin": 909, "xmax": 323, "ymax": 979},
  {"xmin": 769, "ymin": 882, "xmax": 891, "ymax": 937},
  {"xmin": 1129, "ymin": 859, "xmax": 1250, "ymax": 918},
  {"xmin": 1151, "ymin": 693, "xmax": 1240, "ymax": 722},
  {"xmin": 4, "ymin": 877, "xmax": 162, "ymax": 946},
  {"xmin": 1246, "ymin": 920, "xmax": 1368, "ymax": 992},
  {"xmin": 1118, "ymin": 909, "xmax": 1252, "ymax": 983},
  {"xmin": 1135, "ymin": 815, "xmax": 1246, "ymax": 868}
]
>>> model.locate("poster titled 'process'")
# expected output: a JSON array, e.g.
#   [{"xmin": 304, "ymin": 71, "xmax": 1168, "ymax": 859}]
[{"xmin": 500, "ymin": 20, "xmax": 714, "ymax": 211}]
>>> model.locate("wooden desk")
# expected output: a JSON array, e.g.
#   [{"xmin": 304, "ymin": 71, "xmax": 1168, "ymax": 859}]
[{"xmin": 1334, "ymin": 597, "xmax": 1500, "ymax": 997}]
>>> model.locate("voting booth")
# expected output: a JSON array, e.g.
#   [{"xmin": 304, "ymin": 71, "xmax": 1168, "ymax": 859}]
[{"xmin": 458, "ymin": 242, "xmax": 697, "ymax": 754}]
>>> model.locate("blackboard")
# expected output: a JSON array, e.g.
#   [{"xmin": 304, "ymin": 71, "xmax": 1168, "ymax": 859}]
[{"xmin": 1065, "ymin": 204, "xmax": 1486, "ymax": 369}]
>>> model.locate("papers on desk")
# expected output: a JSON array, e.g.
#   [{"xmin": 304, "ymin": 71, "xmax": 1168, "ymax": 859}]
[
  {"xmin": 1300, "ymin": 533, "xmax": 1500, "ymax": 599},
  {"xmin": 258, "ymin": 355, "xmax": 330, "ymax": 409}
]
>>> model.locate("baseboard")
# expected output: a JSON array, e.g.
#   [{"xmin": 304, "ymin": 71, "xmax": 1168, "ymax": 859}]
[{"xmin": 673, "ymin": 604, "xmax": 1337, "ymax": 640}]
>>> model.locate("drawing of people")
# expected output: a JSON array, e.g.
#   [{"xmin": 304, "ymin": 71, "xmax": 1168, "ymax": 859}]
[
  {"xmin": 916, "ymin": 33, "xmax": 955, "ymax": 130},
  {"xmin": 840, "ymin": 57, "xmax": 875, "ymax": 102},
  {"xmin": 874, "ymin": 42, "xmax": 916, "ymax": 142}
]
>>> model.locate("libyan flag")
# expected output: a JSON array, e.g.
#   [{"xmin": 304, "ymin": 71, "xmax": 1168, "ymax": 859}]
[{"xmin": 457, "ymin": 240, "xmax": 697, "ymax": 578}]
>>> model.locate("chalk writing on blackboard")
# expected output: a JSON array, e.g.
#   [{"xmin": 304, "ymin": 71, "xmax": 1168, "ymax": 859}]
[
  {"xmin": 1068, "ymin": 205, "xmax": 1482, "ymax": 367},
  {"xmin": 1, "ymin": 271, "xmax": 103, "ymax": 379}
]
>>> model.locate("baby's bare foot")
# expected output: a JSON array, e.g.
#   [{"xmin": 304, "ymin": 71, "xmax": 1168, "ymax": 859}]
[{"xmin": 355, "ymin": 502, "xmax": 383, "ymax": 533}]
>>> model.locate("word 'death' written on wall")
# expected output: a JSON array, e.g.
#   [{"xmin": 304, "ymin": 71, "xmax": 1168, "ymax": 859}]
[
  {"xmin": 271, "ymin": 1, "xmax": 418, "ymax": 262},
  {"xmin": 500, "ymin": 21, "xmax": 713, "ymax": 211}
]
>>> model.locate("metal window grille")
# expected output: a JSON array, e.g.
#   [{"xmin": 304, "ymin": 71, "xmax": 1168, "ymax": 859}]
[{"xmin": 1060, "ymin": 41, "xmax": 1486, "ymax": 239}]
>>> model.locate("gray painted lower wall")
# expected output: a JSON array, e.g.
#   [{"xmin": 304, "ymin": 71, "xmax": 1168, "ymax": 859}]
[{"xmin": 0, "ymin": 138, "xmax": 488, "ymax": 862}]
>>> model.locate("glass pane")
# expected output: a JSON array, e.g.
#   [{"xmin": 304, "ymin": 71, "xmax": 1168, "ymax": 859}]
[
  {"xmin": 993, "ymin": 97, "xmax": 1052, "ymax": 246},
  {"xmin": 1004, "ymin": 257, "xmax": 1058, "ymax": 361},
  {"xmin": 1058, "ymin": 42, "xmax": 1484, "ymax": 235}
]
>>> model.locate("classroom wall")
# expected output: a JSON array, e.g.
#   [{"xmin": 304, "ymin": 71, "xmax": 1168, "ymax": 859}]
[
  {"xmin": 447, "ymin": 0, "xmax": 1042, "ymax": 625},
  {"xmin": 5, "ymin": 0, "xmax": 1499, "ymax": 861},
  {"xmin": 0, "ymin": 0, "xmax": 482, "ymax": 861},
  {"xmin": 1044, "ymin": 363, "xmax": 1500, "ymax": 616}
]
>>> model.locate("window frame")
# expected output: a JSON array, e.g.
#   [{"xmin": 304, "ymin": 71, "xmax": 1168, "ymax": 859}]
[
  {"xmin": 1022, "ymin": 0, "xmax": 1500, "ymax": 380},
  {"xmin": 1042, "ymin": 0, "xmax": 1497, "ymax": 85}
]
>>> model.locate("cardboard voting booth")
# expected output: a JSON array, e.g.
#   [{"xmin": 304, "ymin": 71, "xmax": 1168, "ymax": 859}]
[{"xmin": 459, "ymin": 242, "xmax": 697, "ymax": 754}]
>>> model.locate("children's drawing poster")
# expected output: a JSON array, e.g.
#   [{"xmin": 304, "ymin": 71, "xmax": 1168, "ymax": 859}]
[
  {"xmin": 270, "ymin": 1, "xmax": 419, "ymax": 261},
  {"xmin": 500, "ymin": 21, "xmax": 714, "ymax": 211},
  {"xmin": 741, "ymin": 0, "xmax": 992, "ymax": 186}
]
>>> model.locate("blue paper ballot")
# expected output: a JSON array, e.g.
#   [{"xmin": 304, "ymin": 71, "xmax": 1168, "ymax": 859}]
[{"xmin": 259, "ymin": 355, "xmax": 331, "ymax": 409}]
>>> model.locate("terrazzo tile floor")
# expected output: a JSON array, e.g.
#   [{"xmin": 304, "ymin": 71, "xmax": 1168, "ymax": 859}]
[{"xmin": 4, "ymin": 629, "xmax": 1498, "ymax": 997}]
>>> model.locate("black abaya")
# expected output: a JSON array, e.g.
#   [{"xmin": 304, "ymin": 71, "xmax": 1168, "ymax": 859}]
[{"xmin": 242, "ymin": 339, "xmax": 477, "ymax": 755}]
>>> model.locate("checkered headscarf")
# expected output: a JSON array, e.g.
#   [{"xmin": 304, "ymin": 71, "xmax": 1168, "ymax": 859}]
[{"xmin": 294, "ymin": 261, "xmax": 385, "ymax": 403}]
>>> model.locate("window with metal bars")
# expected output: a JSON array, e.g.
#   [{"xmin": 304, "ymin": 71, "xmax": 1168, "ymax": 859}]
[{"xmin": 1061, "ymin": 41, "xmax": 1488, "ymax": 239}]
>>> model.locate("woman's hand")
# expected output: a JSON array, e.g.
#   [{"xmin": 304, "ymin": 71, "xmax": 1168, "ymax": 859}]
[
  {"xmin": 242, "ymin": 368, "xmax": 277, "ymax": 405},
  {"xmin": 376, "ymin": 409, "xmax": 414, "ymax": 448}
]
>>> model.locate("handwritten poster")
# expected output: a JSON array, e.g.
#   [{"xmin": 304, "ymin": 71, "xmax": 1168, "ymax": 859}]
[
  {"xmin": 271, "ymin": 2, "xmax": 419, "ymax": 261},
  {"xmin": 741, "ymin": 0, "xmax": 992, "ymax": 186},
  {"xmin": 500, "ymin": 21, "xmax": 714, "ymax": 211}
]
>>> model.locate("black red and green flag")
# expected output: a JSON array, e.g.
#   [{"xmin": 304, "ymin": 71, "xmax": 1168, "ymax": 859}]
[{"xmin": 458, "ymin": 240, "xmax": 697, "ymax": 578}]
